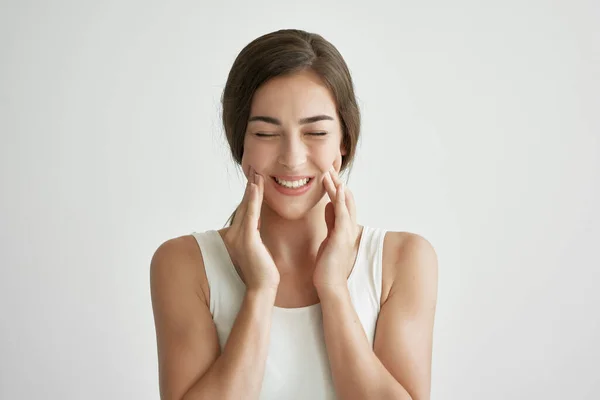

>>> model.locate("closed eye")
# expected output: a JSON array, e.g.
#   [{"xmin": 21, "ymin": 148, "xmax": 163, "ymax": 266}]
[{"xmin": 255, "ymin": 132, "xmax": 327, "ymax": 137}]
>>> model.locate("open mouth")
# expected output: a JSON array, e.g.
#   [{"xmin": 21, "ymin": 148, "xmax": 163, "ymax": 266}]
[{"xmin": 271, "ymin": 176, "xmax": 313, "ymax": 189}]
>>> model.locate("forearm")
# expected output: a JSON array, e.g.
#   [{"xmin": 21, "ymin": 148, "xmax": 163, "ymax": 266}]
[
  {"xmin": 318, "ymin": 287, "xmax": 412, "ymax": 400},
  {"xmin": 183, "ymin": 289, "xmax": 276, "ymax": 400}
]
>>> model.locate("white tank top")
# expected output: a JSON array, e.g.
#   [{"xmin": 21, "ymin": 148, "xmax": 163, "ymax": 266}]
[{"xmin": 191, "ymin": 225, "xmax": 386, "ymax": 400}]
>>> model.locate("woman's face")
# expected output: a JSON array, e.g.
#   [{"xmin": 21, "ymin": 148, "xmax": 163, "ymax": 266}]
[{"xmin": 241, "ymin": 69, "xmax": 346, "ymax": 220}]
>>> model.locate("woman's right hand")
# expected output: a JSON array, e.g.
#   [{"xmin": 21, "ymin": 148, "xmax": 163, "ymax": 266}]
[{"xmin": 222, "ymin": 166, "xmax": 280, "ymax": 292}]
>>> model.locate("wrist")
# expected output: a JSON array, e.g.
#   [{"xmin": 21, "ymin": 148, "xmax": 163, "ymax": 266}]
[
  {"xmin": 315, "ymin": 283, "xmax": 349, "ymax": 299},
  {"xmin": 245, "ymin": 286, "xmax": 278, "ymax": 303},
  {"xmin": 245, "ymin": 277, "xmax": 280, "ymax": 294}
]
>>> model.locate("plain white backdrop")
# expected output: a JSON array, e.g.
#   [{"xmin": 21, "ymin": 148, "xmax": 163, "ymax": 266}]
[{"xmin": 1, "ymin": 0, "xmax": 599, "ymax": 399}]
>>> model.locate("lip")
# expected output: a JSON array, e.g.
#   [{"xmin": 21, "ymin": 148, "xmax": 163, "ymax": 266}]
[{"xmin": 270, "ymin": 176, "xmax": 314, "ymax": 196}]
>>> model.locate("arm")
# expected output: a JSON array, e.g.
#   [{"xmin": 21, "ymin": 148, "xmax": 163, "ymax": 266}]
[
  {"xmin": 318, "ymin": 233, "xmax": 438, "ymax": 400},
  {"xmin": 150, "ymin": 237, "xmax": 276, "ymax": 400}
]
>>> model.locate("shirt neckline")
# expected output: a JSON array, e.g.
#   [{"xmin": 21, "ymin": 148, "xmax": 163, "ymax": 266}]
[{"xmin": 211, "ymin": 225, "xmax": 367, "ymax": 312}]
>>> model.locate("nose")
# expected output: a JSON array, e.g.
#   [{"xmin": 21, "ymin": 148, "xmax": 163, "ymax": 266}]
[{"xmin": 277, "ymin": 134, "xmax": 307, "ymax": 170}]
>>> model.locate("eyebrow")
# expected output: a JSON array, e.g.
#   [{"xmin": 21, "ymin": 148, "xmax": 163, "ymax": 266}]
[{"xmin": 247, "ymin": 114, "xmax": 334, "ymax": 125}]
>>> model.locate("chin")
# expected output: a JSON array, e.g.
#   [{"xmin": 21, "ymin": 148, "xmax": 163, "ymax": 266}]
[
  {"xmin": 263, "ymin": 195, "xmax": 323, "ymax": 221},
  {"xmin": 266, "ymin": 203, "xmax": 313, "ymax": 221}
]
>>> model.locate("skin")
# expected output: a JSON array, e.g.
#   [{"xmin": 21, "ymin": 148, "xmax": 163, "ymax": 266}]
[
  {"xmin": 150, "ymin": 69, "xmax": 438, "ymax": 400},
  {"xmin": 231, "ymin": 69, "xmax": 355, "ymax": 307}
]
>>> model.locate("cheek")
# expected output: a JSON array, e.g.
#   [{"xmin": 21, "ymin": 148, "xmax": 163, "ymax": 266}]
[
  {"xmin": 333, "ymin": 153, "xmax": 343, "ymax": 172},
  {"xmin": 312, "ymin": 144, "xmax": 343, "ymax": 173},
  {"xmin": 241, "ymin": 141, "xmax": 272, "ymax": 178}
]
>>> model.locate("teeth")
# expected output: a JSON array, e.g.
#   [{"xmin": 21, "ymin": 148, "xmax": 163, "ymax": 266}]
[{"xmin": 274, "ymin": 177, "xmax": 310, "ymax": 188}]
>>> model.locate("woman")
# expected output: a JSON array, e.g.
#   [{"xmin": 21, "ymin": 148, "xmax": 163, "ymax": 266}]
[{"xmin": 150, "ymin": 29, "xmax": 438, "ymax": 400}]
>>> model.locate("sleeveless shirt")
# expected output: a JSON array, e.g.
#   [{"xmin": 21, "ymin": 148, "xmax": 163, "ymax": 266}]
[{"xmin": 191, "ymin": 225, "xmax": 386, "ymax": 399}]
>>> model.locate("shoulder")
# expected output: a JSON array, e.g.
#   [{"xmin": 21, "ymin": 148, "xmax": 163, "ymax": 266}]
[
  {"xmin": 381, "ymin": 231, "xmax": 438, "ymax": 308},
  {"xmin": 150, "ymin": 234, "xmax": 209, "ymax": 306},
  {"xmin": 151, "ymin": 234, "xmax": 202, "ymax": 261}
]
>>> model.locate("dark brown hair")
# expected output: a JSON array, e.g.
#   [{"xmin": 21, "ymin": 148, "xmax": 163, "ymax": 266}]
[{"xmin": 222, "ymin": 29, "xmax": 361, "ymax": 226}]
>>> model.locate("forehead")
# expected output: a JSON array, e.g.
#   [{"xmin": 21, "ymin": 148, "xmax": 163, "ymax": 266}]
[{"xmin": 249, "ymin": 70, "xmax": 338, "ymax": 118}]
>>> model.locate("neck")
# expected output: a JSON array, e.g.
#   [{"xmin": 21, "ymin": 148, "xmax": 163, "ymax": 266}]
[{"xmin": 258, "ymin": 196, "xmax": 330, "ymax": 272}]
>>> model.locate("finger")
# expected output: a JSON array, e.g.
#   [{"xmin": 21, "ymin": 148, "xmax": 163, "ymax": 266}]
[
  {"xmin": 244, "ymin": 171, "xmax": 264, "ymax": 232},
  {"xmin": 323, "ymin": 171, "xmax": 337, "ymax": 202},
  {"xmin": 232, "ymin": 166, "xmax": 254, "ymax": 228},
  {"xmin": 324, "ymin": 201, "xmax": 335, "ymax": 236},
  {"xmin": 329, "ymin": 165, "xmax": 342, "ymax": 186},
  {"xmin": 244, "ymin": 181, "xmax": 260, "ymax": 231},
  {"xmin": 329, "ymin": 165, "xmax": 356, "ymax": 220},
  {"xmin": 255, "ymin": 173, "xmax": 264, "ymax": 230},
  {"xmin": 334, "ymin": 181, "xmax": 349, "ymax": 229},
  {"xmin": 328, "ymin": 166, "xmax": 345, "ymax": 203}
]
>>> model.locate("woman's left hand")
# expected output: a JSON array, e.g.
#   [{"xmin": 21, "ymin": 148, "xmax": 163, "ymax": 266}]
[{"xmin": 313, "ymin": 166, "xmax": 361, "ymax": 292}]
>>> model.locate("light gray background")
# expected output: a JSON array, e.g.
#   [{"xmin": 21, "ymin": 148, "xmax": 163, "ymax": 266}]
[{"xmin": 1, "ymin": 1, "xmax": 599, "ymax": 399}]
